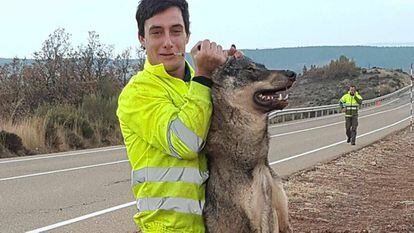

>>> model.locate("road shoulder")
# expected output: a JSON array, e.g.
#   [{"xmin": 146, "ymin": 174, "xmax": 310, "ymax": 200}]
[{"xmin": 286, "ymin": 127, "xmax": 414, "ymax": 232}]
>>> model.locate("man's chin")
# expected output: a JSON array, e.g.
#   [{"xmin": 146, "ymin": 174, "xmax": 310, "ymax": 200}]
[
  {"xmin": 159, "ymin": 54, "xmax": 181, "ymax": 62},
  {"xmin": 163, "ymin": 62, "xmax": 184, "ymax": 76},
  {"xmin": 162, "ymin": 59, "xmax": 184, "ymax": 68}
]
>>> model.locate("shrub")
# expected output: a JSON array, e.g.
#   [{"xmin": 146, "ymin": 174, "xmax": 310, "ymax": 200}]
[
  {"xmin": 0, "ymin": 117, "xmax": 44, "ymax": 153},
  {"xmin": 0, "ymin": 130, "xmax": 24, "ymax": 154},
  {"xmin": 42, "ymin": 104, "xmax": 94, "ymax": 149},
  {"xmin": 81, "ymin": 93, "xmax": 119, "ymax": 143},
  {"xmin": 303, "ymin": 55, "xmax": 360, "ymax": 80},
  {"xmin": 65, "ymin": 131, "xmax": 85, "ymax": 149}
]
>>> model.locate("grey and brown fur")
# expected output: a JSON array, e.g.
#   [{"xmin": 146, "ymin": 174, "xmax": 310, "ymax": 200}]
[{"xmin": 204, "ymin": 57, "xmax": 295, "ymax": 233}]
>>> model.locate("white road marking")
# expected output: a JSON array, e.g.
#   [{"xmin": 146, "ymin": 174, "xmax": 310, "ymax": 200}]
[
  {"xmin": 269, "ymin": 116, "xmax": 410, "ymax": 165},
  {"xmin": 0, "ymin": 160, "xmax": 129, "ymax": 182},
  {"xmin": 25, "ymin": 201, "xmax": 136, "ymax": 233},
  {"xmin": 25, "ymin": 116, "xmax": 411, "ymax": 232},
  {"xmin": 270, "ymin": 102, "xmax": 410, "ymax": 138},
  {"xmin": 0, "ymin": 146, "xmax": 125, "ymax": 164}
]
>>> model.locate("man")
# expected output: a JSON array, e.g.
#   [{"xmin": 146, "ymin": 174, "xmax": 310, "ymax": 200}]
[
  {"xmin": 116, "ymin": 0, "xmax": 236, "ymax": 232},
  {"xmin": 339, "ymin": 85, "xmax": 363, "ymax": 145}
]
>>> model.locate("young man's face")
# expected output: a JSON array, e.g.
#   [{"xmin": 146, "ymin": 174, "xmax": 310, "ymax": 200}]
[{"xmin": 139, "ymin": 7, "xmax": 189, "ymax": 74}]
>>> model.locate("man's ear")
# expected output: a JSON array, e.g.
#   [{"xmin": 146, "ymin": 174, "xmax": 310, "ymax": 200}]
[{"xmin": 138, "ymin": 35, "xmax": 146, "ymax": 49}]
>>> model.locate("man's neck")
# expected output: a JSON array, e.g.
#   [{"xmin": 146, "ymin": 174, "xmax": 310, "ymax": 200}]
[{"xmin": 167, "ymin": 62, "xmax": 186, "ymax": 80}]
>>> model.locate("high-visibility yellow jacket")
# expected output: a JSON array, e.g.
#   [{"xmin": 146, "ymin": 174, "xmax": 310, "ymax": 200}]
[
  {"xmin": 117, "ymin": 59, "xmax": 212, "ymax": 233},
  {"xmin": 339, "ymin": 91, "xmax": 363, "ymax": 117}
]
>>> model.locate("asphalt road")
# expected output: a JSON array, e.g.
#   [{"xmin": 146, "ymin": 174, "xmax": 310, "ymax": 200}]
[{"xmin": 0, "ymin": 91, "xmax": 412, "ymax": 233}]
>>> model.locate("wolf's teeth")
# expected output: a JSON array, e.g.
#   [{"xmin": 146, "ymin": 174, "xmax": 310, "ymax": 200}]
[
  {"xmin": 283, "ymin": 94, "xmax": 289, "ymax": 100},
  {"xmin": 278, "ymin": 94, "xmax": 283, "ymax": 100}
]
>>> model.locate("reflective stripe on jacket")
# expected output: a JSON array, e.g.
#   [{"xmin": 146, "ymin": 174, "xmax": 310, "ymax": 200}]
[
  {"xmin": 117, "ymin": 59, "xmax": 212, "ymax": 233},
  {"xmin": 339, "ymin": 91, "xmax": 363, "ymax": 117}
]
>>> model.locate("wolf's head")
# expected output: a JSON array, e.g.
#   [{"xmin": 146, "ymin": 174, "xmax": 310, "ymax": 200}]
[
  {"xmin": 206, "ymin": 56, "xmax": 296, "ymax": 169},
  {"xmin": 211, "ymin": 56, "xmax": 296, "ymax": 115}
]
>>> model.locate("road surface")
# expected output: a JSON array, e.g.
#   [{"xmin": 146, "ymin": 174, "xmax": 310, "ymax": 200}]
[{"xmin": 0, "ymin": 91, "xmax": 412, "ymax": 232}]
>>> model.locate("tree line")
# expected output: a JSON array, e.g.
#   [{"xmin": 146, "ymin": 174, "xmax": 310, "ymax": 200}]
[
  {"xmin": 0, "ymin": 28, "xmax": 145, "ymax": 154},
  {"xmin": 0, "ymin": 28, "xmax": 145, "ymax": 121}
]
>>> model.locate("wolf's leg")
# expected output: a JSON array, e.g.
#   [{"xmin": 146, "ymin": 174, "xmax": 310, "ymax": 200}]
[
  {"xmin": 269, "ymin": 170, "xmax": 292, "ymax": 233},
  {"xmin": 242, "ymin": 166, "xmax": 279, "ymax": 233}
]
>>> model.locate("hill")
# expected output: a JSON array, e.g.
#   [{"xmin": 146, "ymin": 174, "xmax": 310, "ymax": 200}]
[
  {"xmin": 242, "ymin": 46, "xmax": 414, "ymax": 73},
  {"xmin": 0, "ymin": 58, "xmax": 33, "ymax": 66},
  {"xmin": 0, "ymin": 58, "xmax": 13, "ymax": 65},
  {"xmin": 2, "ymin": 46, "xmax": 414, "ymax": 73},
  {"xmin": 286, "ymin": 54, "xmax": 412, "ymax": 108},
  {"xmin": 288, "ymin": 67, "xmax": 411, "ymax": 108}
]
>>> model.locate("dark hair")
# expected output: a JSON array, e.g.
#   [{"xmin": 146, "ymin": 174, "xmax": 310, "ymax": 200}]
[
  {"xmin": 136, "ymin": 0, "xmax": 190, "ymax": 38},
  {"xmin": 231, "ymin": 44, "xmax": 236, "ymax": 49}
]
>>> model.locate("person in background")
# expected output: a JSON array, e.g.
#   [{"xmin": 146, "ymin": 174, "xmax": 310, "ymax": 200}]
[{"xmin": 339, "ymin": 85, "xmax": 363, "ymax": 145}]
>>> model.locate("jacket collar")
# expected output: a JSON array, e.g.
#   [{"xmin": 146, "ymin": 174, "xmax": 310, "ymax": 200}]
[{"xmin": 143, "ymin": 59, "xmax": 194, "ymax": 81}]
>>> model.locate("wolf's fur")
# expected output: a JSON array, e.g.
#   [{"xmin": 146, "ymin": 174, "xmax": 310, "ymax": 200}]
[{"xmin": 204, "ymin": 57, "xmax": 294, "ymax": 233}]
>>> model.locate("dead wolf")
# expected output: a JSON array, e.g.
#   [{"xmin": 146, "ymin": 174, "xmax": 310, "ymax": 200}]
[{"xmin": 204, "ymin": 57, "xmax": 295, "ymax": 233}]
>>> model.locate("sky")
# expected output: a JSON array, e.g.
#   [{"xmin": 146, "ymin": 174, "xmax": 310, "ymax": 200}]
[{"xmin": 0, "ymin": 0, "xmax": 413, "ymax": 58}]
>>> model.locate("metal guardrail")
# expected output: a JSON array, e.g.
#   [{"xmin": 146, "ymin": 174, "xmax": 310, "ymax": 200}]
[{"xmin": 269, "ymin": 85, "xmax": 412, "ymax": 124}]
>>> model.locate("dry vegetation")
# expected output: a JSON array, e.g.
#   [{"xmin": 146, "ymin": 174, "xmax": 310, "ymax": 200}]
[
  {"xmin": 302, "ymin": 55, "xmax": 360, "ymax": 80},
  {"xmin": 1, "ymin": 117, "xmax": 46, "ymax": 153},
  {"xmin": 0, "ymin": 28, "xmax": 145, "ymax": 157}
]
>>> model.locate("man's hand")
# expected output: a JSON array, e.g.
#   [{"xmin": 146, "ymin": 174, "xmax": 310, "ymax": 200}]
[
  {"xmin": 191, "ymin": 40, "xmax": 227, "ymax": 78},
  {"xmin": 227, "ymin": 46, "xmax": 244, "ymax": 59}
]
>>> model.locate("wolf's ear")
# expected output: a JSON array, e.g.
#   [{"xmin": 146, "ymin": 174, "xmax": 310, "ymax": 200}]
[
  {"xmin": 221, "ymin": 57, "xmax": 240, "ymax": 76},
  {"xmin": 211, "ymin": 57, "xmax": 237, "ymax": 84}
]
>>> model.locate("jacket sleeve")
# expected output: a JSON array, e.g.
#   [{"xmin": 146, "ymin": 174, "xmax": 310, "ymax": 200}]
[
  {"xmin": 339, "ymin": 94, "xmax": 346, "ymax": 108},
  {"xmin": 117, "ymin": 78, "xmax": 212, "ymax": 161}
]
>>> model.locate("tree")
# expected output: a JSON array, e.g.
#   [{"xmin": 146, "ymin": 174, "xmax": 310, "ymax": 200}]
[
  {"xmin": 113, "ymin": 47, "xmax": 146, "ymax": 87},
  {"xmin": 33, "ymin": 28, "xmax": 72, "ymax": 88},
  {"xmin": 75, "ymin": 31, "xmax": 113, "ymax": 81},
  {"xmin": 135, "ymin": 47, "xmax": 146, "ymax": 72},
  {"xmin": 114, "ymin": 47, "xmax": 132, "ymax": 86}
]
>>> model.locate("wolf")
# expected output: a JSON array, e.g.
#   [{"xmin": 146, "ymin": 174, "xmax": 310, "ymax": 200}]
[{"xmin": 204, "ymin": 56, "xmax": 295, "ymax": 233}]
